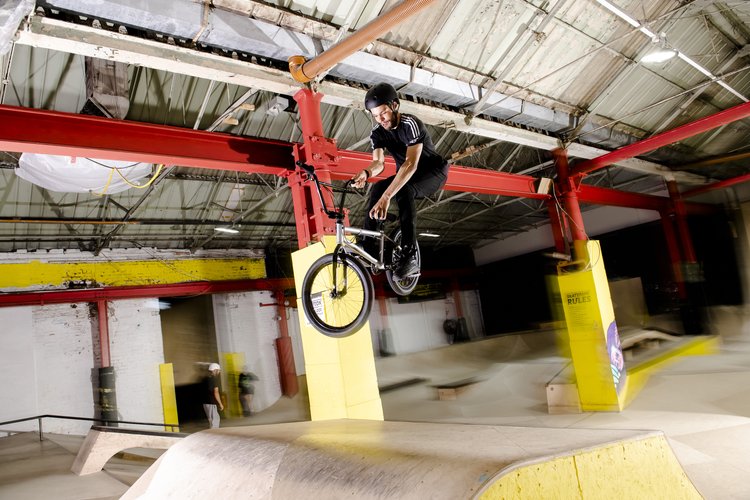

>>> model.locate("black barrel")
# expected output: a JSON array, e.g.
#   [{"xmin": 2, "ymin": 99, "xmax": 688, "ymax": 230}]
[{"xmin": 98, "ymin": 366, "xmax": 118, "ymax": 427}]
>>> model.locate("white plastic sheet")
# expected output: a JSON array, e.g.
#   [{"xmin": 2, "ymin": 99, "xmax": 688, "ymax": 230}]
[
  {"xmin": 17, "ymin": 153, "xmax": 154, "ymax": 194},
  {"xmin": 0, "ymin": 0, "xmax": 34, "ymax": 56}
]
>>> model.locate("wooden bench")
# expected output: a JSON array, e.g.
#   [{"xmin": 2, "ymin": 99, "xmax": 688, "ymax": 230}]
[
  {"xmin": 72, "ymin": 425, "xmax": 187, "ymax": 475},
  {"xmin": 433, "ymin": 377, "xmax": 482, "ymax": 400}
]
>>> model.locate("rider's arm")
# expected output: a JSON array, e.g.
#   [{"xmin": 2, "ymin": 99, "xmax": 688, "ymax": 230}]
[
  {"xmin": 353, "ymin": 148, "xmax": 385, "ymax": 188},
  {"xmin": 213, "ymin": 386, "xmax": 224, "ymax": 411},
  {"xmin": 369, "ymin": 143, "xmax": 423, "ymax": 220},
  {"xmin": 380, "ymin": 143, "xmax": 422, "ymax": 199}
]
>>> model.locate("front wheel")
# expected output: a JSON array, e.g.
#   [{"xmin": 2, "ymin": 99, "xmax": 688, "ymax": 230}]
[
  {"xmin": 301, "ymin": 253, "xmax": 374, "ymax": 338},
  {"xmin": 386, "ymin": 229, "xmax": 420, "ymax": 296}
]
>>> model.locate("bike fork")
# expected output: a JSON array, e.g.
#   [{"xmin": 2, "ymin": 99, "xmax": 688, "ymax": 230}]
[{"xmin": 330, "ymin": 245, "xmax": 348, "ymax": 297}]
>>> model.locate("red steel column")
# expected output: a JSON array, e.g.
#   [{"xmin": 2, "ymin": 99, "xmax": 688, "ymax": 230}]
[
  {"xmin": 666, "ymin": 180, "xmax": 697, "ymax": 264},
  {"xmin": 659, "ymin": 210, "xmax": 687, "ymax": 300},
  {"xmin": 274, "ymin": 290, "xmax": 298, "ymax": 397},
  {"xmin": 666, "ymin": 180, "xmax": 705, "ymax": 334},
  {"xmin": 291, "ymin": 88, "xmax": 338, "ymax": 247},
  {"xmin": 452, "ymin": 279, "xmax": 465, "ymax": 318},
  {"xmin": 553, "ymin": 149, "xmax": 587, "ymax": 245},
  {"xmin": 547, "ymin": 197, "xmax": 568, "ymax": 254},
  {"xmin": 97, "ymin": 299, "xmax": 111, "ymax": 367}
]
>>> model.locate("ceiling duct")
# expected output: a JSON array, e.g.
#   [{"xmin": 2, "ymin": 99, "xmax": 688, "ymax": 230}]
[{"xmin": 81, "ymin": 57, "xmax": 130, "ymax": 119}]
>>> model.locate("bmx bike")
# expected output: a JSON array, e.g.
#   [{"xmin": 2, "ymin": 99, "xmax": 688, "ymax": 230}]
[{"xmin": 297, "ymin": 162, "xmax": 421, "ymax": 338}]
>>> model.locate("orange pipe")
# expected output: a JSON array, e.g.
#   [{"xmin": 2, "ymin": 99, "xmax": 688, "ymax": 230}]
[{"xmin": 289, "ymin": 0, "xmax": 437, "ymax": 83}]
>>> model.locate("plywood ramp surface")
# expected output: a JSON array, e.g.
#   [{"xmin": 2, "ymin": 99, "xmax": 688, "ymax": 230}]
[{"xmin": 123, "ymin": 420, "xmax": 700, "ymax": 499}]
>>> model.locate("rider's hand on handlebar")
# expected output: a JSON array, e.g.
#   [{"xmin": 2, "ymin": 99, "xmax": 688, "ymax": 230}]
[{"xmin": 352, "ymin": 169, "xmax": 369, "ymax": 189}]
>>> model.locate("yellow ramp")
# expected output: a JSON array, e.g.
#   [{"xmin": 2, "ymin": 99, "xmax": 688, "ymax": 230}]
[{"xmin": 123, "ymin": 420, "xmax": 700, "ymax": 499}]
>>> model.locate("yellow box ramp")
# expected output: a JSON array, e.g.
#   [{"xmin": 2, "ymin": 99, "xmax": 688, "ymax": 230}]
[{"xmin": 123, "ymin": 420, "xmax": 699, "ymax": 499}]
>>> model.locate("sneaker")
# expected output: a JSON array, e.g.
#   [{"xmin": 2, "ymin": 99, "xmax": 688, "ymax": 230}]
[{"xmin": 396, "ymin": 250, "xmax": 419, "ymax": 278}]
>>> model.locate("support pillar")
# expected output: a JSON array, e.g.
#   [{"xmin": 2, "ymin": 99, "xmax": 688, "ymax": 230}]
[
  {"xmin": 666, "ymin": 180, "xmax": 705, "ymax": 334},
  {"xmin": 546, "ymin": 198, "xmax": 568, "ymax": 255},
  {"xmin": 552, "ymin": 148, "xmax": 627, "ymax": 411},
  {"xmin": 97, "ymin": 299, "xmax": 111, "ymax": 368},
  {"xmin": 275, "ymin": 290, "xmax": 299, "ymax": 397},
  {"xmin": 96, "ymin": 300, "xmax": 118, "ymax": 425},
  {"xmin": 289, "ymin": 87, "xmax": 382, "ymax": 421},
  {"xmin": 659, "ymin": 210, "xmax": 687, "ymax": 301},
  {"xmin": 451, "ymin": 279, "xmax": 470, "ymax": 342},
  {"xmin": 553, "ymin": 149, "xmax": 587, "ymax": 260},
  {"xmin": 376, "ymin": 287, "xmax": 394, "ymax": 357}
]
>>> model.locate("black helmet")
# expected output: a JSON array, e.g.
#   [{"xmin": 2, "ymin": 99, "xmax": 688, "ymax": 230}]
[{"xmin": 364, "ymin": 83, "xmax": 398, "ymax": 110}]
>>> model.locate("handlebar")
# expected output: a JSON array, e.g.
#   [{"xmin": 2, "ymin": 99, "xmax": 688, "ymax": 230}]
[{"xmin": 296, "ymin": 161, "xmax": 354, "ymax": 220}]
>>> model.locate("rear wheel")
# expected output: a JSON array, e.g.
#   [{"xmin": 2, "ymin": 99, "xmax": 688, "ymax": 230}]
[
  {"xmin": 301, "ymin": 252, "xmax": 373, "ymax": 337},
  {"xmin": 386, "ymin": 228, "xmax": 420, "ymax": 296}
]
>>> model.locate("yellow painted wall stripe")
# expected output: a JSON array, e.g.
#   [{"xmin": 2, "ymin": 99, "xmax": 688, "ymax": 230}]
[
  {"xmin": 159, "ymin": 363, "xmax": 180, "ymax": 432},
  {"xmin": 0, "ymin": 258, "xmax": 266, "ymax": 289}
]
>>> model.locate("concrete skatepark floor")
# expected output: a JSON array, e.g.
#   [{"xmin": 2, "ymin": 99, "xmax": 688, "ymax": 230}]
[{"xmin": 2, "ymin": 307, "xmax": 750, "ymax": 499}]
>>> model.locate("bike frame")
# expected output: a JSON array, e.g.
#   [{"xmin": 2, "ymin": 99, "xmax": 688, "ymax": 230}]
[
  {"xmin": 297, "ymin": 161, "xmax": 393, "ymax": 297},
  {"xmin": 335, "ymin": 223, "xmax": 385, "ymax": 269}
]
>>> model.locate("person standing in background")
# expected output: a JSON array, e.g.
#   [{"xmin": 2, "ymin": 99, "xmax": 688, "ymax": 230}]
[
  {"xmin": 203, "ymin": 363, "xmax": 224, "ymax": 428},
  {"xmin": 238, "ymin": 367, "xmax": 258, "ymax": 417}
]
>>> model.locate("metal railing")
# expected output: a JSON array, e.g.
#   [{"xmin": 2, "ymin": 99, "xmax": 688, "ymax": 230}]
[{"xmin": 0, "ymin": 414, "xmax": 180, "ymax": 441}]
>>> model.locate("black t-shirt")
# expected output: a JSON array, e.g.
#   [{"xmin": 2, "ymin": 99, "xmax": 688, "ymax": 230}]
[
  {"xmin": 370, "ymin": 113, "xmax": 447, "ymax": 173},
  {"xmin": 204, "ymin": 374, "xmax": 220, "ymax": 404}
]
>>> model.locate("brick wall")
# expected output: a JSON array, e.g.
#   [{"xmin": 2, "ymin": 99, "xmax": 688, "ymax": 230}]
[
  {"xmin": 108, "ymin": 298, "xmax": 166, "ymax": 431},
  {"xmin": 33, "ymin": 303, "xmax": 98, "ymax": 435},
  {"xmin": 0, "ymin": 303, "xmax": 101, "ymax": 435},
  {"xmin": 0, "ymin": 299, "xmax": 167, "ymax": 436},
  {"xmin": 0, "ymin": 307, "xmax": 38, "ymax": 433}
]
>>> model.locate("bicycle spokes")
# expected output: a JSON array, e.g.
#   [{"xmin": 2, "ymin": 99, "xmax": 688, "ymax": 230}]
[{"xmin": 304, "ymin": 254, "xmax": 371, "ymax": 335}]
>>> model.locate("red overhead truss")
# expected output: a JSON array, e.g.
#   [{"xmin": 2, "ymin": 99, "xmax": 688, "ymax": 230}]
[{"xmin": 572, "ymin": 100, "xmax": 750, "ymax": 178}]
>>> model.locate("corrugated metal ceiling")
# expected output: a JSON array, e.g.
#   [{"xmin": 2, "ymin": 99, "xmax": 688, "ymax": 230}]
[{"xmin": 0, "ymin": 0, "xmax": 749, "ymax": 256}]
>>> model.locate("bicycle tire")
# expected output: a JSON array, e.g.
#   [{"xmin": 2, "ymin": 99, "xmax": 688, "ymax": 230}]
[
  {"xmin": 301, "ymin": 252, "xmax": 374, "ymax": 338},
  {"xmin": 386, "ymin": 228, "xmax": 420, "ymax": 296}
]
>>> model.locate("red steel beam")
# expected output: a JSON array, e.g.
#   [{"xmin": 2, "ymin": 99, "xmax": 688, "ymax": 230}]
[
  {"xmin": 573, "ymin": 100, "xmax": 750, "ymax": 178},
  {"xmin": 335, "ymin": 149, "xmax": 547, "ymax": 198},
  {"xmin": 578, "ymin": 184, "xmax": 716, "ymax": 215},
  {"xmin": 578, "ymin": 185, "xmax": 669, "ymax": 211},
  {"xmin": 0, "ymin": 105, "xmax": 295, "ymax": 175},
  {"xmin": 1, "ymin": 105, "xmax": 546, "ymax": 199},
  {"xmin": 683, "ymin": 172, "xmax": 750, "ymax": 198},
  {"xmin": 0, "ymin": 278, "xmax": 294, "ymax": 307}
]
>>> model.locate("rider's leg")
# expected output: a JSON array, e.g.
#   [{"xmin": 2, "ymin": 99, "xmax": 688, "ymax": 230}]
[
  {"xmin": 395, "ymin": 186, "xmax": 417, "ymax": 249},
  {"xmin": 394, "ymin": 186, "xmax": 419, "ymax": 276},
  {"xmin": 393, "ymin": 167, "xmax": 448, "ymax": 277},
  {"xmin": 361, "ymin": 177, "xmax": 394, "ymax": 256}
]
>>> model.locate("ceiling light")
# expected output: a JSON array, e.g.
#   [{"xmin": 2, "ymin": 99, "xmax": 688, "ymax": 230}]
[
  {"xmin": 641, "ymin": 49, "xmax": 676, "ymax": 64},
  {"xmin": 640, "ymin": 31, "xmax": 677, "ymax": 64},
  {"xmin": 596, "ymin": 0, "xmax": 747, "ymax": 101},
  {"xmin": 419, "ymin": 232, "xmax": 440, "ymax": 238},
  {"xmin": 214, "ymin": 227, "xmax": 239, "ymax": 234}
]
